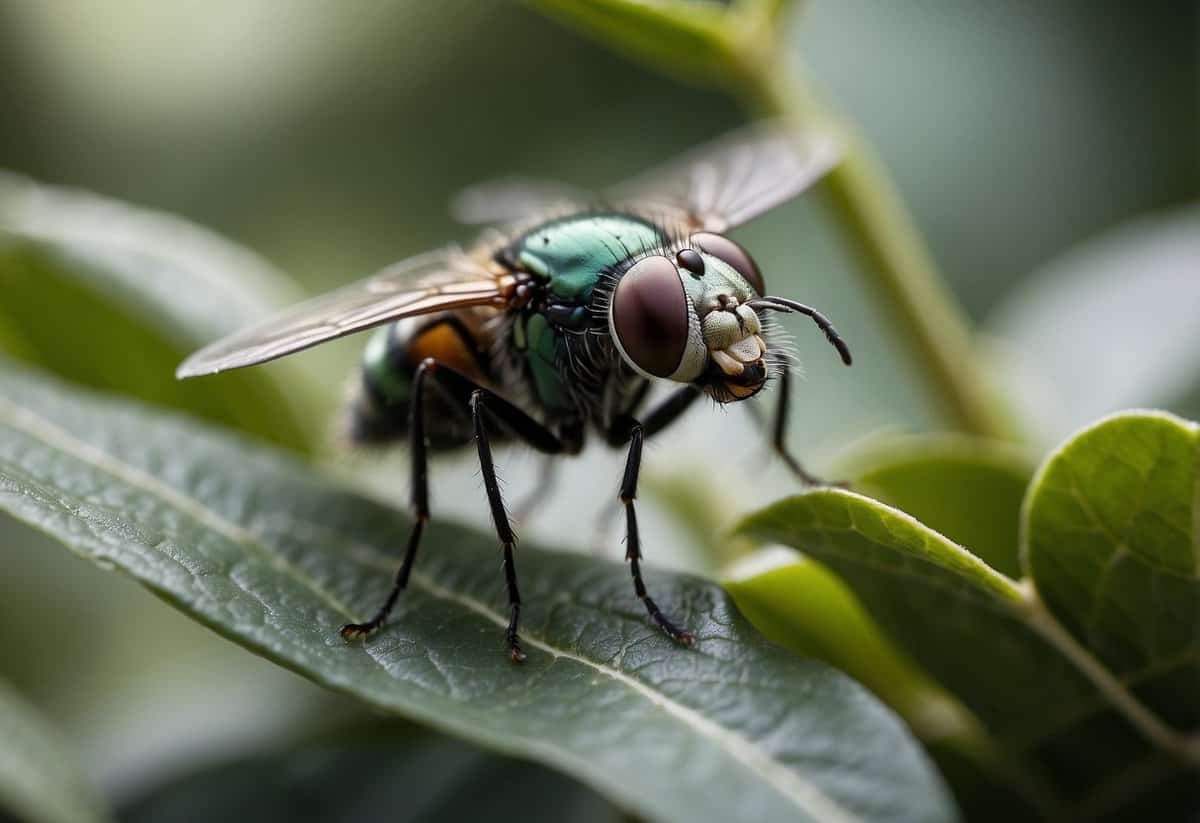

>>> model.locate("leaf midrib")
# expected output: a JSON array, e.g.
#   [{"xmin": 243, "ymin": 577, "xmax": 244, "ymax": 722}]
[{"xmin": 0, "ymin": 394, "xmax": 862, "ymax": 823}]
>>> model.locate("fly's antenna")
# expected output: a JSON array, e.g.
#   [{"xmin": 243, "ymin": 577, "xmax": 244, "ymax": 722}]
[{"xmin": 747, "ymin": 297, "xmax": 852, "ymax": 366}]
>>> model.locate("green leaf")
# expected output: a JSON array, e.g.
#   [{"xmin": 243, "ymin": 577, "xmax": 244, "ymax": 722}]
[
  {"xmin": 987, "ymin": 204, "xmax": 1200, "ymax": 447},
  {"xmin": 842, "ymin": 434, "xmax": 1035, "ymax": 577},
  {"xmin": 724, "ymin": 549, "xmax": 964, "ymax": 737},
  {"xmin": 740, "ymin": 483, "xmax": 1200, "ymax": 818},
  {"xmin": 0, "ymin": 679, "xmax": 109, "ymax": 823},
  {"xmin": 1022, "ymin": 411, "xmax": 1200, "ymax": 733},
  {"xmin": 121, "ymin": 732, "xmax": 621, "ymax": 823},
  {"xmin": 0, "ymin": 360, "xmax": 955, "ymax": 823},
  {"xmin": 724, "ymin": 550, "xmax": 1047, "ymax": 821},
  {"xmin": 0, "ymin": 171, "xmax": 326, "ymax": 452}
]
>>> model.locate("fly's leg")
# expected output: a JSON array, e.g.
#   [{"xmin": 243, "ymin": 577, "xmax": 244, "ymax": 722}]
[
  {"xmin": 340, "ymin": 359, "xmax": 435, "ymax": 640},
  {"xmin": 469, "ymin": 389, "xmax": 527, "ymax": 662},
  {"xmin": 620, "ymin": 423, "xmax": 694, "ymax": 645},
  {"xmin": 454, "ymin": 369, "xmax": 565, "ymax": 660},
  {"xmin": 767, "ymin": 365, "xmax": 836, "ymax": 487},
  {"xmin": 606, "ymin": 385, "xmax": 702, "ymax": 645},
  {"xmin": 339, "ymin": 359, "xmax": 565, "ymax": 660}
]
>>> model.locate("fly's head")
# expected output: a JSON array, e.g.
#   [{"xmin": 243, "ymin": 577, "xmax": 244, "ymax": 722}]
[{"xmin": 607, "ymin": 232, "xmax": 851, "ymax": 404}]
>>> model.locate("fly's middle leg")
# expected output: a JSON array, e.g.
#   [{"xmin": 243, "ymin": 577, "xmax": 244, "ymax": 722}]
[{"xmin": 341, "ymin": 358, "xmax": 565, "ymax": 662}]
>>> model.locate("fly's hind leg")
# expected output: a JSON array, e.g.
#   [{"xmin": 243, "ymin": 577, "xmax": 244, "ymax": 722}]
[{"xmin": 340, "ymin": 358, "xmax": 436, "ymax": 640}]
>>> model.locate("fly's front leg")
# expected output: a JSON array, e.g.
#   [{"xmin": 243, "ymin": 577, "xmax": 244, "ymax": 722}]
[
  {"xmin": 768, "ymin": 365, "xmax": 835, "ymax": 487},
  {"xmin": 619, "ymin": 423, "xmax": 694, "ymax": 645},
  {"xmin": 606, "ymin": 385, "xmax": 701, "ymax": 645},
  {"xmin": 340, "ymin": 359, "xmax": 434, "ymax": 640}
]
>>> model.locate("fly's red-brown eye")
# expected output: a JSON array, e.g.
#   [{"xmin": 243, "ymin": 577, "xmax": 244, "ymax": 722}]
[
  {"xmin": 691, "ymin": 232, "xmax": 764, "ymax": 295},
  {"xmin": 611, "ymin": 255, "xmax": 689, "ymax": 378}
]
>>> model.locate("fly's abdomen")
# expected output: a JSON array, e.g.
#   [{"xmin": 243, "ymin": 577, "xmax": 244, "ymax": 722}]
[{"xmin": 349, "ymin": 313, "xmax": 494, "ymax": 447}]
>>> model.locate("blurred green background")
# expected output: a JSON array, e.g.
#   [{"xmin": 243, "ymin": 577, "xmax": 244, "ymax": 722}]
[{"xmin": 1, "ymin": 0, "xmax": 1196, "ymax": 814}]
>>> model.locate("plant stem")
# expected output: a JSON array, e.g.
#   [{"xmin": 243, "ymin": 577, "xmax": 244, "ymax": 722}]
[{"xmin": 738, "ymin": 55, "xmax": 1016, "ymax": 440}]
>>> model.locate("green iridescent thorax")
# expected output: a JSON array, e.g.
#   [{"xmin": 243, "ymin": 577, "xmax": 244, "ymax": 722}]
[
  {"xmin": 509, "ymin": 213, "xmax": 667, "ymax": 412},
  {"xmin": 515, "ymin": 213, "xmax": 666, "ymax": 303}
]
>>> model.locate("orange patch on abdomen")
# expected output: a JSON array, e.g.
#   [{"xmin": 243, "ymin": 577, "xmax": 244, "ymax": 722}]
[{"xmin": 405, "ymin": 319, "xmax": 488, "ymax": 384}]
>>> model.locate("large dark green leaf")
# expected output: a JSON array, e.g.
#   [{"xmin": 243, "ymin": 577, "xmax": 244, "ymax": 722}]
[
  {"xmin": 121, "ymin": 732, "xmax": 620, "ymax": 823},
  {"xmin": 741, "ymin": 475, "xmax": 1200, "ymax": 818},
  {"xmin": 0, "ymin": 680, "xmax": 108, "ymax": 823},
  {"xmin": 0, "ymin": 171, "xmax": 327, "ymax": 452},
  {"xmin": 0, "ymin": 359, "xmax": 955, "ymax": 823}
]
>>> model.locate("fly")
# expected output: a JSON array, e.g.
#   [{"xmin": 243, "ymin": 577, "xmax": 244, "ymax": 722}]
[{"xmin": 177, "ymin": 124, "xmax": 853, "ymax": 662}]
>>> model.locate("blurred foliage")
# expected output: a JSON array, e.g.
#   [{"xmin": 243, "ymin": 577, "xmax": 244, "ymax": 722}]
[
  {"xmin": 988, "ymin": 204, "xmax": 1200, "ymax": 447},
  {"xmin": 0, "ymin": 172, "xmax": 328, "ymax": 453},
  {"xmin": 121, "ymin": 729, "xmax": 622, "ymax": 823},
  {"xmin": 0, "ymin": 679, "xmax": 108, "ymax": 823},
  {"xmin": 0, "ymin": 1, "xmax": 1197, "ymax": 821}
]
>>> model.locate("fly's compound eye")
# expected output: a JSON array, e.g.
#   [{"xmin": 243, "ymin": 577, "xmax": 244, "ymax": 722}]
[
  {"xmin": 610, "ymin": 255, "xmax": 690, "ymax": 378},
  {"xmin": 691, "ymin": 232, "xmax": 764, "ymax": 295}
]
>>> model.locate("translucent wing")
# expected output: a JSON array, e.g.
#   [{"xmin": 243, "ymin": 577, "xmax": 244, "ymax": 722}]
[
  {"xmin": 610, "ymin": 122, "xmax": 841, "ymax": 233},
  {"xmin": 450, "ymin": 177, "xmax": 592, "ymax": 226},
  {"xmin": 177, "ymin": 247, "xmax": 510, "ymax": 378}
]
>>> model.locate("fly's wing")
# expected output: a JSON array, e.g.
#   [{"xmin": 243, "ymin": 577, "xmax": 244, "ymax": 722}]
[
  {"xmin": 609, "ymin": 123, "xmax": 841, "ymax": 233},
  {"xmin": 177, "ymin": 246, "xmax": 510, "ymax": 378},
  {"xmin": 450, "ymin": 177, "xmax": 593, "ymax": 226}
]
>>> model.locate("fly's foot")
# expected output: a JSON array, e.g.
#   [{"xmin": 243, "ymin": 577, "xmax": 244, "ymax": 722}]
[
  {"xmin": 507, "ymin": 631, "xmax": 527, "ymax": 664},
  {"xmin": 339, "ymin": 620, "xmax": 382, "ymax": 641},
  {"xmin": 642, "ymin": 596, "xmax": 696, "ymax": 647},
  {"xmin": 505, "ymin": 602, "xmax": 526, "ymax": 663}
]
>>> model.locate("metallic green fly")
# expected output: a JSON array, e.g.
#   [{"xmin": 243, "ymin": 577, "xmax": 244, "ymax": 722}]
[{"xmin": 177, "ymin": 124, "xmax": 852, "ymax": 662}]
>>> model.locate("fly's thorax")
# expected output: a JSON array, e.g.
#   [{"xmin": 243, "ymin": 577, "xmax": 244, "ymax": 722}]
[
  {"xmin": 511, "ymin": 213, "xmax": 667, "ymax": 304},
  {"xmin": 510, "ymin": 311, "xmax": 571, "ymax": 412},
  {"xmin": 607, "ymin": 236, "xmax": 770, "ymax": 402},
  {"xmin": 501, "ymin": 212, "xmax": 667, "ymax": 417}
]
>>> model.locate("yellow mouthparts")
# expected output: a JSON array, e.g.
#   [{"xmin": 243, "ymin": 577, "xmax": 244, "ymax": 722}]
[{"xmin": 712, "ymin": 335, "xmax": 765, "ymax": 377}]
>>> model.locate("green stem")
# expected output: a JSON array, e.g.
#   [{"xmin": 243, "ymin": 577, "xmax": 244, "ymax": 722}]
[{"xmin": 737, "ymin": 54, "xmax": 1016, "ymax": 440}]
